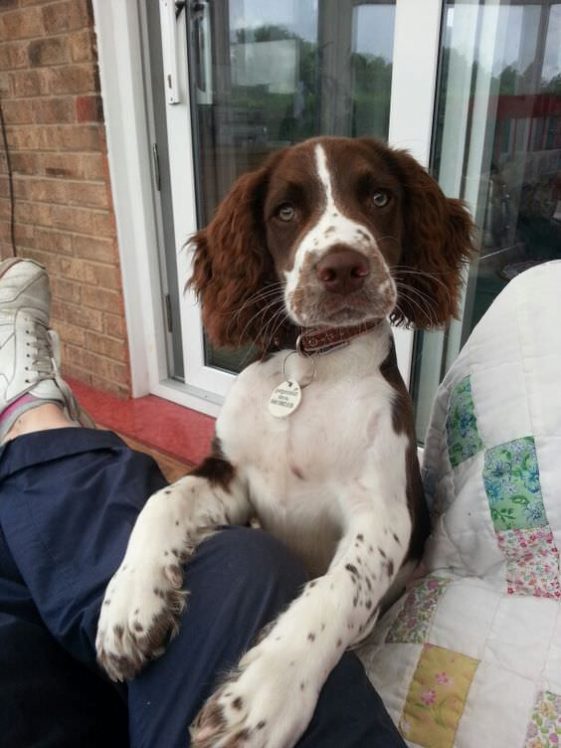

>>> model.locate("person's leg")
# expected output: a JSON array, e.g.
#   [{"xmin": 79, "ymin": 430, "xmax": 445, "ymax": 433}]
[
  {"xmin": 128, "ymin": 526, "xmax": 406, "ymax": 748},
  {"xmin": 0, "ymin": 527, "xmax": 128, "ymax": 748},
  {"xmin": 1, "ymin": 426, "xmax": 405, "ymax": 747}
]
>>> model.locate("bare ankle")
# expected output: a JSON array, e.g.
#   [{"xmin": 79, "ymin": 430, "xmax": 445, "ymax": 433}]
[{"xmin": 2, "ymin": 403, "xmax": 78, "ymax": 444}]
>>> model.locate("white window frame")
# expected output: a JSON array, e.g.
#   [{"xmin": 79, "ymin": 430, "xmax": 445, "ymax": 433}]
[{"xmin": 93, "ymin": 0, "xmax": 444, "ymax": 417}]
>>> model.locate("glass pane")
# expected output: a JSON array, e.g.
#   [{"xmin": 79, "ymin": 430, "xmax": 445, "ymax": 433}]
[
  {"xmin": 186, "ymin": 0, "xmax": 396, "ymax": 372},
  {"xmin": 413, "ymin": 0, "xmax": 561, "ymax": 441}
]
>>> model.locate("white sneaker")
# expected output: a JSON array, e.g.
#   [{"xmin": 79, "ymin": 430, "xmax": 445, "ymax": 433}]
[{"xmin": 0, "ymin": 258, "xmax": 94, "ymax": 439}]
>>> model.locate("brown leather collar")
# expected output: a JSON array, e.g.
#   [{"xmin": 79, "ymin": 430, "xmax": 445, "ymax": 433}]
[{"xmin": 296, "ymin": 320, "xmax": 382, "ymax": 355}]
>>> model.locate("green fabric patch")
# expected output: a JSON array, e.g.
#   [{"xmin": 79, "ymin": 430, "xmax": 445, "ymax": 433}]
[
  {"xmin": 483, "ymin": 436, "xmax": 547, "ymax": 531},
  {"xmin": 446, "ymin": 376, "xmax": 484, "ymax": 467}
]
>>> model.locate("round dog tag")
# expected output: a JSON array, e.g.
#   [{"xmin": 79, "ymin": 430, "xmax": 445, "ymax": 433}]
[{"xmin": 268, "ymin": 380, "xmax": 302, "ymax": 418}]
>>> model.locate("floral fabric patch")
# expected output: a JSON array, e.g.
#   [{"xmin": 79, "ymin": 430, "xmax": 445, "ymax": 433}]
[
  {"xmin": 446, "ymin": 376, "xmax": 484, "ymax": 468},
  {"xmin": 386, "ymin": 577, "xmax": 449, "ymax": 644},
  {"xmin": 524, "ymin": 690, "xmax": 561, "ymax": 747},
  {"xmin": 400, "ymin": 644, "xmax": 479, "ymax": 748},
  {"xmin": 496, "ymin": 527, "xmax": 561, "ymax": 599},
  {"xmin": 483, "ymin": 436, "xmax": 547, "ymax": 531}
]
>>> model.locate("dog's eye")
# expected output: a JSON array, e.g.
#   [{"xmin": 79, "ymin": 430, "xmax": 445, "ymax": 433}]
[
  {"xmin": 276, "ymin": 203, "xmax": 295, "ymax": 222},
  {"xmin": 372, "ymin": 191, "xmax": 390, "ymax": 208}
]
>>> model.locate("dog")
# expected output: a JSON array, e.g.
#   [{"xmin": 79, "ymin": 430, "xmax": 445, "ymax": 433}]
[{"xmin": 96, "ymin": 136, "xmax": 474, "ymax": 747}]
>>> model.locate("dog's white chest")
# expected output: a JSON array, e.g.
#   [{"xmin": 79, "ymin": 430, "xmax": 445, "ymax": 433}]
[{"xmin": 217, "ymin": 331, "xmax": 400, "ymax": 573}]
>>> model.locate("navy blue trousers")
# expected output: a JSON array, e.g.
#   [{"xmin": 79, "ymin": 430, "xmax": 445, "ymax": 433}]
[{"xmin": 0, "ymin": 428, "xmax": 405, "ymax": 748}]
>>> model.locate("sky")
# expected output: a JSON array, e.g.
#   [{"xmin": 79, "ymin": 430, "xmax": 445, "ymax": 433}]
[
  {"xmin": 229, "ymin": 0, "xmax": 395, "ymax": 61},
  {"xmin": 228, "ymin": 1, "xmax": 560, "ymax": 82}
]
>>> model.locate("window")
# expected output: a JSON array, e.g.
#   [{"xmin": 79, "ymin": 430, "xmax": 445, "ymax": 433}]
[{"xmin": 412, "ymin": 0, "xmax": 561, "ymax": 440}]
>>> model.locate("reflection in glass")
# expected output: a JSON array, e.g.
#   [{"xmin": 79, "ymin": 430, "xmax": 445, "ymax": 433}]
[
  {"xmin": 186, "ymin": 0, "xmax": 396, "ymax": 371},
  {"xmin": 413, "ymin": 0, "xmax": 561, "ymax": 440}
]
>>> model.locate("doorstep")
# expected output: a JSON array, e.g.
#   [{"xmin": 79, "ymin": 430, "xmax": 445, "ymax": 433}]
[{"xmin": 68, "ymin": 378, "xmax": 215, "ymax": 481}]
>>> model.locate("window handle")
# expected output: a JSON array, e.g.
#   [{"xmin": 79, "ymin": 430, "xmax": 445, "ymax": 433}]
[{"xmin": 160, "ymin": 0, "xmax": 181, "ymax": 104}]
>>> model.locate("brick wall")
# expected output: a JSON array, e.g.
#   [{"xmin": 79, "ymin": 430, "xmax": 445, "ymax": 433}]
[{"xmin": 0, "ymin": 0, "xmax": 131, "ymax": 397}]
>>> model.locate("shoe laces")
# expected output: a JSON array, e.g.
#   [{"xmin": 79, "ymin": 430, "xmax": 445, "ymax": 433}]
[
  {"xmin": 24, "ymin": 322, "xmax": 80, "ymax": 421},
  {"xmin": 24, "ymin": 319, "xmax": 53, "ymax": 381}
]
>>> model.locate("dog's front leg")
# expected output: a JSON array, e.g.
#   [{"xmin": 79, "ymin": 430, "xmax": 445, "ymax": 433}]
[
  {"xmin": 96, "ymin": 459, "xmax": 250, "ymax": 682},
  {"xmin": 191, "ymin": 509, "xmax": 410, "ymax": 748}
]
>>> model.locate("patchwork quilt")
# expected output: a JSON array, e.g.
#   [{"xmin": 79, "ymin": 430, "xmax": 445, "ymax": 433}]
[{"xmin": 360, "ymin": 261, "xmax": 561, "ymax": 747}]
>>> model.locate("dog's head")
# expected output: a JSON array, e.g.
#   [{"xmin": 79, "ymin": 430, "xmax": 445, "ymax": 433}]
[{"xmin": 190, "ymin": 137, "xmax": 475, "ymax": 351}]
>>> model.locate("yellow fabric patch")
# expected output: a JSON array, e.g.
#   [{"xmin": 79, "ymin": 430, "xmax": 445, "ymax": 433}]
[{"xmin": 400, "ymin": 644, "xmax": 479, "ymax": 748}]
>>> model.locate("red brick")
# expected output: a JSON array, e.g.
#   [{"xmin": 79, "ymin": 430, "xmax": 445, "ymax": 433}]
[
  {"xmin": 20, "ymin": 246, "xmax": 60, "ymax": 275},
  {"xmin": 82, "ymin": 285, "xmax": 124, "ymax": 315},
  {"xmin": 0, "ymin": 198, "xmax": 11, "ymax": 221},
  {"xmin": 0, "ymin": 71, "xmax": 11, "ymax": 96},
  {"xmin": 0, "ymin": 221, "xmax": 13, "ymax": 242},
  {"xmin": 33, "ymin": 97, "xmax": 76, "ymax": 124},
  {"xmin": 7, "ymin": 124, "xmax": 102, "ymax": 152},
  {"xmin": 0, "ymin": 41, "xmax": 28, "ymax": 71},
  {"xmin": 68, "ymin": 29, "xmax": 96, "ymax": 62},
  {"xmin": 72, "ymin": 235, "xmax": 116, "ymax": 263},
  {"xmin": 27, "ymin": 37, "xmax": 69, "ymax": 67},
  {"xmin": 89, "ymin": 375, "xmax": 129, "ymax": 398},
  {"xmin": 48, "ymin": 64, "xmax": 98, "ymax": 95},
  {"xmin": 0, "ymin": 241, "xmax": 15, "ymax": 260},
  {"xmin": 51, "ymin": 275, "xmax": 82, "ymax": 304},
  {"xmin": 55, "ymin": 319, "xmax": 86, "ymax": 346},
  {"xmin": 58, "ymin": 256, "xmax": 98, "ymax": 284},
  {"xmin": 60, "ymin": 361, "xmax": 92, "ymax": 387},
  {"xmin": 46, "ymin": 204, "xmax": 114, "ymax": 237},
  {"xmin": 76, "ymin": 94, "xmax": 103, "ymax": 123},
  {"xmin": 0, "ymin": 0, "xmax": 129, "ymax": 397},
  {"xmin": 55, "ymin": 300, "xmax": 103, "ymax": 332},
  {"xmin": 0, "ymin": 98, "xmax": 34, "ymax": 124},
  {"xmin": 90, "ymin": 263, "xmax": 121, "ymax": 290},
  {"xmin": 10, "ymin": 68, "xmax": 49, "ymax": 96},
  {"xmin": 104, "ymin": 313, "xmax": 126, "ymax": 339},
  {"xmin": 41, "ymin": 0, "xmax": 93, "ymax": 34},
  {"xmin": 12, "ymin": 152, "xmax": 105, "ymax": 181},
  {"xmin": 34, "ymin": 226, "xmax": 73, "ymax": 255},
  {"xmin": 62, "ymin": 344, "xmax": 129, "ymax": 385},
  {"xmin": 2, "ymin": 96, "xmax": 76, "ymax": 125},
  {"xmin": 14, "ymin": 221, "xmax": 35, "ymax": 248},
  {"xmin": 0, "ymin": 7, "xmax": 44, "ymax": 40},
  {"xmin": 84, "ymin": 330, "xmax": 127, "ymax": 362}
]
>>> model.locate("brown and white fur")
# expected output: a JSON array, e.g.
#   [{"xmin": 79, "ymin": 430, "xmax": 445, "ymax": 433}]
[{"xmin": 96, "ymin": 137, "xmax": 474, "ymax": 747}]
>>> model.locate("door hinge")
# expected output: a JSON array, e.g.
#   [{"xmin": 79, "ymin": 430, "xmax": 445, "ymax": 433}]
[
  {"xmin": 152, "ymin": 142, "xmax": 161, "ymax": 191},
  {"xmin": 164, "ymin": 293, "xmax": 173, "ymax": 332}
]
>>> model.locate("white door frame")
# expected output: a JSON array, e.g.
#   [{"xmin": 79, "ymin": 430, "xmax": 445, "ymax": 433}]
[{"xmin": 94, "ymin": 0, "xmax": 445, "ymax": 416}]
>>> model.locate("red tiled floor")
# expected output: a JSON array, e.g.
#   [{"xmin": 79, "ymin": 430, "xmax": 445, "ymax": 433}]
[{"xmin": 68, "ymin": 378, "xmax": 215, "ymax": 467}]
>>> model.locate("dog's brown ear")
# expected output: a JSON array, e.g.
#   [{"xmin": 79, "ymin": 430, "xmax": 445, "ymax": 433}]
[
  {"xmin": 388, "ymin": 147, "xmax": 476, "ymax": 329},
  {"xmin": 188, "ymin": 166, "xmax": 276, "ymax": 348}
]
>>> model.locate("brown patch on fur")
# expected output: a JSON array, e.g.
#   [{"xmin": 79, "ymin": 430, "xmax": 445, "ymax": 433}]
[
  {"xmin": 190, "ymin": 436, "xmax": 236, "ymax": 491},
  {"xmin": 379, "ymin": 339, "xmax": 431, "ymax": 564},
  {"xmin": 352, "ymin": 139, "xmax": 475, "ymax": 328}
]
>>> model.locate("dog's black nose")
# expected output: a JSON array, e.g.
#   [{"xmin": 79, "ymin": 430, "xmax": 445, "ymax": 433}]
[{"xmin": 316, "ymin": 249, "xmax": 370, "ymax": 294}]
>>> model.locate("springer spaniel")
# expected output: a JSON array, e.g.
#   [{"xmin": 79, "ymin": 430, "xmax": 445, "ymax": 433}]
[{"xmin": 97, "ymin": 137, "xmax": 474, "ymax": 747}]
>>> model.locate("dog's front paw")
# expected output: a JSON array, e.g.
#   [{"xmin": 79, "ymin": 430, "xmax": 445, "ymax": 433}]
[
  {"xmin": 191, "ymin": 642, "xmax": 316, "ymax": 748},
  {"xmin": 96, "ymin": 556, "xmax": 186, "ymax": 682}
]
